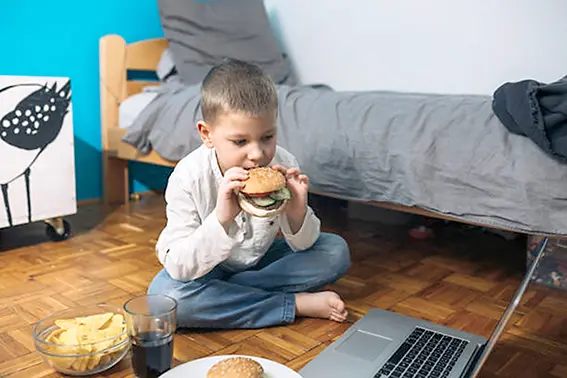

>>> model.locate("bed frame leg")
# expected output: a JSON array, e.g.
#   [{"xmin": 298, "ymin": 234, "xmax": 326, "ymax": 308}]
[{"xmin": 102, "ymin": 152, "xmax": 129, "ymax": 208}]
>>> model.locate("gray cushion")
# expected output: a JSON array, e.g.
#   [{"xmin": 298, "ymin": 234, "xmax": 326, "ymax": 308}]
[
  {"xmin": 157, "ymin": 0, "xmax": 297, "ymax": 86},
  {"xmin": 156, "ymin": 48, "xmax": 176, "ymax": 82}
]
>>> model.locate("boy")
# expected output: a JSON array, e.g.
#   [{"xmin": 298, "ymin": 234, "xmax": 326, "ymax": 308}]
[{"xmin": 148, "ymin": 59, "xmax": 351, "ymax": 329}]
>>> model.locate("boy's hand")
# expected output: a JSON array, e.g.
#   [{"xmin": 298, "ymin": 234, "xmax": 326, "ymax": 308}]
[
  {"xmin": 216, "ymin": 167, "xmax": 249, "ymax": 231},
  {"xmin": 271, "ymin": 165, "xmax": 308, "ymax": 233}
]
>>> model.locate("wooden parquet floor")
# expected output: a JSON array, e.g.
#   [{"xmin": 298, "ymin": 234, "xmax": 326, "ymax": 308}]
[{"xmin": 1, "ymin": 194, "xmax": 567, "ymax": 377}]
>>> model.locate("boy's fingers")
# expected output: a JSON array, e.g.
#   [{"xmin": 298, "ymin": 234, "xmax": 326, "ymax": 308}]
[
  {"xmin": 286, "ymin": 168, "xmax": 300, "ymax": 178},
  {"xmin": 221, "ymin": 175, "xmax": 245, "ymax": 186},
  {"xmin": 226, "ymin": 167, "xmax": 249, "ymax": 176},
  {"xmin": 227, "ymin": 180, "xmax": 245, "ymax": 192},
  {"xmin": 225, "ymin": 170, "xmax": 249, "ymax": 181},
  {"xmin": 270, "ymin": 164, "xmax": 288, "ymax": 175},
  {"xmin": 298, "ymin": 174, "xmax": 309, "ymax": 184}
]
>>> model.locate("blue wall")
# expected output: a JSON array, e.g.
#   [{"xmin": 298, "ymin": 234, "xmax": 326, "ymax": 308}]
[{"xmin": 0, "ymin": 1, "xmax": 172, "ymax": 201}]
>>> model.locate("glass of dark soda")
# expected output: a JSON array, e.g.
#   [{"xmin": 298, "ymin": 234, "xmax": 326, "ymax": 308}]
[{"xmin": 124, "ymin": 294, "xmax": 178, "ymax": 378}]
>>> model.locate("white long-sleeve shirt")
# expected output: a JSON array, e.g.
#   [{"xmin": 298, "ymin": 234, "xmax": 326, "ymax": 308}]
[{"xmin": 155, "ymin": 144, "xmax": 321, "ymax": 281}]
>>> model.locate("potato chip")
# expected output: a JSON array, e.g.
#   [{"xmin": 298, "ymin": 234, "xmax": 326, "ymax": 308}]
[
  {"xmin": 40, "ymin": 311, "xmax": 128, "ymax": 375},
  {"xmin": 103, "ymin": 314, "xmax": 124, "ymax": 330},
  {"xmin": 54, "ymin": 319, "xmax": 78, "ymax": 330},
  {"xmin": 77, "ymin": 312, "xmax": 114, "ymax": 330},
  {"xmin": 59, "ymin": 327, "xmax": 79, "ymax": 345},
  {"xmin": 46, "ymin": 328, "xmax": 64, "ymax": 343}
]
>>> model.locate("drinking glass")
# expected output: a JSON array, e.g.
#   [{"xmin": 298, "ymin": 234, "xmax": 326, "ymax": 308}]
[{"xmin": 124, "ymin": 294, "xmax": 178, "ymax": 378}]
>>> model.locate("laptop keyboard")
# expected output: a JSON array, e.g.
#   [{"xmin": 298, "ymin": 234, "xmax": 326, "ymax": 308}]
[{"xmin": 374, "ymin": 327, "xmax": 469, "ymax": 378}]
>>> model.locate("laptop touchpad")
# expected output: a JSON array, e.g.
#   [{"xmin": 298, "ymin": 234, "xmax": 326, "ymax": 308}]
[{"xmin": 336, "ymin": 330, "xmax": 392, "ymax": 362}]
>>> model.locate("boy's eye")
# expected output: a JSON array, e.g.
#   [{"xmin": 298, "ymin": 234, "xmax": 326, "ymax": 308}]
[
  {"xmin": 232, "ymin": 139, "xmax": 246, "ymax": 146},
  {"xmin": 262, "ymin": 135, "xmax": 274, "ymax": 141}
]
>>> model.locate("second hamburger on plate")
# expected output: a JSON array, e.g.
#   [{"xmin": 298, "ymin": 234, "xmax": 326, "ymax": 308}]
[{"xmin": 207, "ymin": 356, "xmax": 264, "ymax": 378}]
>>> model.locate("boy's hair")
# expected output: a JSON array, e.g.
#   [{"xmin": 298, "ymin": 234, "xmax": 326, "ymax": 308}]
[{"xmin": 200, "ymin": 58, "xmax": 278, "ymax": 124}]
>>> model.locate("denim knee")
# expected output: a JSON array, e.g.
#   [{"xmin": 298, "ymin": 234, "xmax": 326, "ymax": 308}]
[
  {"xmin": 318, "ymin": 232, "xmax": 351, "ymax": 278},
  {"xmin": 147, "ymin": 268, "xmax": 183, "ymax": 299}
]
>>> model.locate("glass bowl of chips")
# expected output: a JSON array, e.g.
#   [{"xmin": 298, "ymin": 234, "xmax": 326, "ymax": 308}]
[{"xmin": 33, "ymin": 304, "xmax": 130, "ymax": 376}]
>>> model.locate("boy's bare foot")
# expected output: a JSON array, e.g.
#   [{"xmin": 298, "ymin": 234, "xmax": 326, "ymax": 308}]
[{"xmin": 295, "ymin": 291, "xmax": 347, "ymax": 322}]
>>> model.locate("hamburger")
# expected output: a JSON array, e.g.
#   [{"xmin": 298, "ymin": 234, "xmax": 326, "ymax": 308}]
[
  {"xmin": 238, "ymin": 167, "xmax": 291, "ymax": 218},
  {"xmin": 207, "ymin": 356, "xmax": 264, "ymax": 378}
]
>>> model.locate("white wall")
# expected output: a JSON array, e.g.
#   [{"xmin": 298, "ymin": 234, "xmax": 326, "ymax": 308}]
[{"xmin": 264, "ymin": 0, "xmax": 567, "ymax": 95}]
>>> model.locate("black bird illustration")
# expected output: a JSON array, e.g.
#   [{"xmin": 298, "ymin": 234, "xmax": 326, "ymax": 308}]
[{"xmin": 0, "ymin": 79, "xmax": 71, "ymax": 227}]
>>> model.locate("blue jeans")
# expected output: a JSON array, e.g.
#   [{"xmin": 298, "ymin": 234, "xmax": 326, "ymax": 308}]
[{"xmin": 147, "ymin": 232, "xmax": 351, "ymax": 329}]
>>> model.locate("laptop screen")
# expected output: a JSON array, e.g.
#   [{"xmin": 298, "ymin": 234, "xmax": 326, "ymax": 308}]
[{"xmin": 466, "ymin": 237, "xmax": 549, "ymax": 377}]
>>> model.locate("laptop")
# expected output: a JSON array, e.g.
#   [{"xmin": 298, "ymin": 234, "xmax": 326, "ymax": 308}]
[{"xmin": 300, "ymin": 237, "xmax": 549, "ymax": 378}]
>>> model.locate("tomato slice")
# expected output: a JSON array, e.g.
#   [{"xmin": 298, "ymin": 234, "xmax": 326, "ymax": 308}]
[{"xmin": 242, "ymin": 192, "xmax": 272, "ymax": 198}]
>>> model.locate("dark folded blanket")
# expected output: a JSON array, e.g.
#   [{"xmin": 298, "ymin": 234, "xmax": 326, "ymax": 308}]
[{"xmin": 492, "ymin": 75, "xmax": 567, "ymax": 163}]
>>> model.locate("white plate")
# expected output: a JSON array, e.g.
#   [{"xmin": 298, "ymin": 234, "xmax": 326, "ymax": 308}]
[{"xmin": 161, "ymin": 355, "xmax": 303, "ymax": 378}]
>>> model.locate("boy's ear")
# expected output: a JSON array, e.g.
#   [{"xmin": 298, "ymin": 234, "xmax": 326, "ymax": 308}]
[{"xmin": 197, "ymin": 120, "xmax": 214, "ymax": 148}]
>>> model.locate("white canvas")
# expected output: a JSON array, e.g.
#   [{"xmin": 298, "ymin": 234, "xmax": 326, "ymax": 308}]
[{"xmin": 0, "ymin": 75, "xmax": 76, "ymax": 229}]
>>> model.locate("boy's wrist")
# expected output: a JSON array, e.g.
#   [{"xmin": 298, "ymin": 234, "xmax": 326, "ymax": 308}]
[
  {"xmin": 216, "ymin": 209, "xmax": 234, "ymax": 233},
  {"xmin": 286, "ymin": 205, "xmax": 307, "ymax": 234}
]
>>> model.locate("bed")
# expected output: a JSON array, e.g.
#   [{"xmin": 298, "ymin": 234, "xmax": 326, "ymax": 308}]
[
  {"xmin": 99, "ymin": 0, "xmax": 567, "ymax": 241},
  {"xmin": 99, "ymin": 32, "xmax": 567, "ymax": 239}
]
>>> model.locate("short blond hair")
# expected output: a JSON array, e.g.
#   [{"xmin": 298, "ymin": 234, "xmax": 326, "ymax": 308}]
[{"xmin": 200, "ymin": 59, "xmax": 278, "ymax": 124}]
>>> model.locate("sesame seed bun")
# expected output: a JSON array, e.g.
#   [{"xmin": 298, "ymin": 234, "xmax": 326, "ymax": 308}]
[
  {"xmin": 240, "ymin": 167, "xmax": 285, "ymax": 195},
  {"xmin": 206, "ymin": 357, "xmax": 264, "ymax": 378}
]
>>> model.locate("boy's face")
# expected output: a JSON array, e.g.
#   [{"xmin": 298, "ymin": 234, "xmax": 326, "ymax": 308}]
[{"xmin": 197, "ymin": 110, "xmax": 277, "ymax": 174}]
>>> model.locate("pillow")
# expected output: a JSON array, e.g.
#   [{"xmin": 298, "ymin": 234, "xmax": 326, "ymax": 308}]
[
  {"xmin": 156, "ymin": 48, "xmax": 178, "ymax": 82},
  {"xmin": 157, "ymin": 0, "xmax": 297, "ymax": 86}
]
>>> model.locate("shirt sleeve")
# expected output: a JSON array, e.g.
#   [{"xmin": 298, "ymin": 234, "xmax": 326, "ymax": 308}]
[
  {"xmin": 279, "ymin": 206, "xmax": 321, "ymax": 251},
  {"xmin": 155, "ymin": 173, "xmax": 243, "ymax": 281}
]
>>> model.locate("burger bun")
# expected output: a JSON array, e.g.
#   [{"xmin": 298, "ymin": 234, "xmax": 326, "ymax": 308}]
[
  {"xmin": 206, "ymin": 356, "xmax": 264, "ymax": 378},
  {"xmin": 240, "ymin": 167, "xmax": 285, "ymax": 195}
]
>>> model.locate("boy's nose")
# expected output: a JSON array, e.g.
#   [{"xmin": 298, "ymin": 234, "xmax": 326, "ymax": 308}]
[{"xmin": 248, "ymin": 147, "xmax": 264, "ymax": 162}]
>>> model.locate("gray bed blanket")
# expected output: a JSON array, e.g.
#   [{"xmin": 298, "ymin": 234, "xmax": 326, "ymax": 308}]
[{"xmin": 123, "ymin": 82, "xmax": 567, "ymax": 236}]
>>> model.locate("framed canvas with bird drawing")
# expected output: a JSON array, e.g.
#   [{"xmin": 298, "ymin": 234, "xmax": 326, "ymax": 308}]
[{"xmin": 0, "ymin": 75, "xmax": 76, "ymax": 231}]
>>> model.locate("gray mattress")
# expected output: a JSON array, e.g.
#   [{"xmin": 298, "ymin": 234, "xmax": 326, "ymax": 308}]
[{"xmin": 123, "ymin": 82, "xmax": 567, "ymax": 236}]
